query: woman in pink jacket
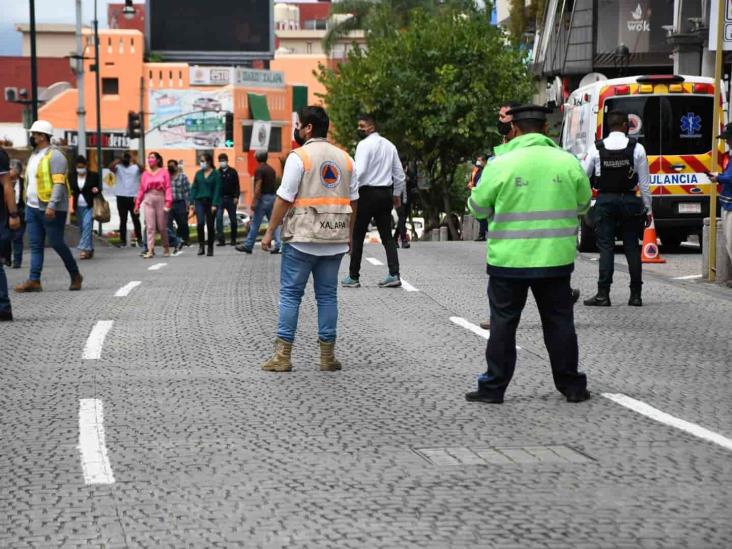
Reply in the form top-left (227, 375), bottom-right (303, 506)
top-left (134, 152), bottom-right (172, 258)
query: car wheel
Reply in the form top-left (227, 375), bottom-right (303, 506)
top-left (660, 232), bottom-right (683, 252)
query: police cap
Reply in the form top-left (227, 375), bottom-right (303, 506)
top-left (506, 104), bottom-right (552, 122)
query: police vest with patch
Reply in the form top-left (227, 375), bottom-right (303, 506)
top-left (595, 138), bottom-right (638, 193)
top-left (282, 138), bottom-right (353, 244)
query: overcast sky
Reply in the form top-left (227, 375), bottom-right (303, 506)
top-left (0, 0), bottom-right (145, 55)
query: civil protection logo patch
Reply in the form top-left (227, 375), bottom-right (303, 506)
top-left (320, 161), bottom-right (342, 189)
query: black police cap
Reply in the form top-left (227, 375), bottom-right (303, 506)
top-left (506, 104), bottom-right (553, 122)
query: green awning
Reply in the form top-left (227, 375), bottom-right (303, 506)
top-left (248, 93), bottom-right (271, 121)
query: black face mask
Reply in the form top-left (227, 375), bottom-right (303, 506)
top-left (294, 128), bottom-right (306, 146)
top-left (29, 135), bottom-right (37, 148)
top-left (497, 121), bottom-right (512, 136)
top-left (356, 129), bottom-right (368, 140)
top-left (168, 166), bottom-right (176, 174)
top-left (122, 159), bottom-right (130, 166)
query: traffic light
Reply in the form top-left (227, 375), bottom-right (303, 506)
top-left (224, 112), bottom-right (234, 148)
top-left (127, 111), bottom-right (142, 139)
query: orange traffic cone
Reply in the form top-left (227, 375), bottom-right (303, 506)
top-left (641, 217), bottom-right (666, 264)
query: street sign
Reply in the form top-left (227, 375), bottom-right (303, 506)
top-left (709, 0), bottom-right (732, 50)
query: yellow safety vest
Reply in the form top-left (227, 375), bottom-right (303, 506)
top-left (27, 148), bottom-right (70, 203)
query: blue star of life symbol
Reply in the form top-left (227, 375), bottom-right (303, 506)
top-left (680, 113), bottom-right (701, 136)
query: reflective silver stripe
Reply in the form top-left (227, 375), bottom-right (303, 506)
top-left (468, 196), bottom-right (494, 217)
top-left (489, 227), bottom-right (579, 239)
top-left (493, 209), bottom-right (578, 222)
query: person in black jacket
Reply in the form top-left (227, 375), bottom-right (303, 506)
top-left (69, 156), bottom-right (102, 259)
top-left (215, 152), bottom-right (240, 246)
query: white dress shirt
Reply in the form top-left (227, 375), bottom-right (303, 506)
top-left (277, 144), bottom-right (359, 256)
top-left (354, 132), bottom-right (405, 196)
top-left (582, 131), bottom-right (652, 211)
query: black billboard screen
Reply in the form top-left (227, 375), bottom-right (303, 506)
top-left (148, 0), bottom-right (272, 59)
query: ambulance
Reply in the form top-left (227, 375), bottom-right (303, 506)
top-left (561, 74), bottom-right (725, 251)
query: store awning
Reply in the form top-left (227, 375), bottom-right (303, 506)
top-left (248, 93), bottom-right (271, 121)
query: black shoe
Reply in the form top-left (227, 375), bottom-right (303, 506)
top-left (566, 390), bottom-right (591, 403)
top-left (402, 242), bottom-right (411, 249)
top-left (0, 309), bottom-right (12, 321)
top-left (235, 245), bottom-right (252, 254)
top-left (4, 258), bottom-right (11, 267)
top-left (474, 236), bottom-right (486, 242)
top-left (270, 248), bottom-right (281, 255)
top-left (207, 246), bottom-right (214, 257)
top-left (216, 240), bottom-right (226, 247)
top-left (197, 244), bottom-right (205, 256)
top-left (571, 288), bottom-right (580, 304)
top-left (230, 240), bottom-right (237, 247)
top-left (583, 291), bottom-right (611, 307)
top-left (628, 293), bottom-right (643, 307)
top-left (465, 391), bottom-right (503, 404)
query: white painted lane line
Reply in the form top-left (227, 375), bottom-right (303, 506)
top-left (449, 316), bottom-right (521, 349)
top-left (148, 262), bottom-right (168, 271)
top-left (603, 393), bottom-right (732, 452)
top-left (78, 399), bottom-right (115, 484)
top-left (400, 278), bottom-right (419, 292)
top-left (673, 274), bottom-right (703, 280)
top-left (366, 257), bottom-right (384, 266)
top-left (114, 281), bottom-right (142, 297)
top-left (82, 321), bottom-right (114, 360)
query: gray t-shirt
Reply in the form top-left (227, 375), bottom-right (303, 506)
top-left (115, 163), bottom-right (141, 197)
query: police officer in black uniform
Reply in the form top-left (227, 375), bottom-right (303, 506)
top-left (582, 110), bottom-right (652, 307)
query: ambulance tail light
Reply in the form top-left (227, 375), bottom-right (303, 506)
top-left (639, 84), bottom-right (654, 94)
top-left (693, 83), bottom-right (715, 94)
top-left (614, 85), bottom-right (630, 95)
top-left (669, 84), bottom-right (683, 92)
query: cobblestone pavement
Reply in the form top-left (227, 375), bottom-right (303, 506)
top-left (1, 240), bottom-right (731, 549)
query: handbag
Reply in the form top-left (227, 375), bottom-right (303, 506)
top-left (92, 193), bottom-right (111, 223)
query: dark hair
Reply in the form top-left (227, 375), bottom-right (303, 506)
top-left (255, 151), bottom-right (268, 163)
top-left (218, 153), bottom-right (229, 161)
top-left (122, 152), bottom-right (131, 160)
top-left (358, 113), bottom-right (376, 126)
top-left (148, 151), bottom-right (164, 168)
top-left (514, 118), bottom-right (546, 134)
top-left (200, 152), bottom-right (214, 167)
top-left (606, 110), bottom-right (629, 131)
top-left (167, 159), bottom-right (178, 166)
top-left (299, 106), bottom-right (329, 138)
top-left (75, 155), bottom-right (87, 165)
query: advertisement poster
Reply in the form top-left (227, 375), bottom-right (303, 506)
top-left (595, 0), bottom-right (673, 55)
top-left (146, 89), bottom-right (233, 149)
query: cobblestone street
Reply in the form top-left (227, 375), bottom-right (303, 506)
top-left (2, 241), bottom-right (731, 549)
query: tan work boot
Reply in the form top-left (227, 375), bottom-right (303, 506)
top-left (319, 339), bottom-right (342, 371)
top-left (261, 337), bottom-right (293, 372)
top-left (69, 273), bottom-right (83, 291)
top-left (15, 279), bottom-right (42, 293)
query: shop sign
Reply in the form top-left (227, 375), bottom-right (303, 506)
top-left (64, 131), bottom-right (130, 149)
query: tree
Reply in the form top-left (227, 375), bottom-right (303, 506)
top-left (318, 3), bottom-right (534, 238)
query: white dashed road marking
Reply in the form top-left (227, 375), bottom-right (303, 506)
top-left (400, 278), bottom-right (419, 292)
top-left (78, 399), bottom-right (115, 484)
top-left (366, 257), bottom-right (384, 266)
top-left (148, 262), bottom-right (168, 271)
top-left (603, 393), bottom-right (732, 452)
top-left (114, 281), bottom-right (142, 297)
top-left (673, 274), bottom-right (703, 280)
top-left (449, 316), bottom-right (521, 349)
top-left (82, 321), bottom-right (114, 360)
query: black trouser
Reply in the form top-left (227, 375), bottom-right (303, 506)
top-left (116, 196), bottom-right (141, 245)
top-left (477, 275), bottom-right (587, 399)
top-left (195, 199), bottom-right (215, 247)
top-left (594, 193), bottom-right (644, 291)
top-left (393, 203), bottom-right (409, 242)
top-left (216, 195), bottom-right (238, 243)
top-left (350, 186), bottom-right (399, 278)
top-left (168, 199), bottom-right (190, 245)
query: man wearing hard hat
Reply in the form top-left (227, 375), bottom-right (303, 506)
top-left (15, 120), bottom-right (82, 292)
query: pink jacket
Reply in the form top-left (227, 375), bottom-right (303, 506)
top-left (135, 169), bottom-right (172, 210)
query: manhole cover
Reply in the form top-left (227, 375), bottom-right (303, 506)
top-left (413, 445), bottom-right (594, 466)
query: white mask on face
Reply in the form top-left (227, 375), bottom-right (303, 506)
top-left (77, 168), bottom-right (87, 175)
top-left (219, 161), bottom-right (228, 169)
top-left (200, 161), bottom-right (208, 170)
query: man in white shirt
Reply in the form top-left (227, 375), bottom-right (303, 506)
top-left (342, 114), bottom-right (406, 288)
top-left (110, 152), bottom-right (143, 247)
top-left (581, 110), bottom-right (652, 307)
top-left (260, 106), bottom-right (359, 372)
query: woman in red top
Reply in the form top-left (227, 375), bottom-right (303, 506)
top-left (134, 152), bottom-right (172, 258)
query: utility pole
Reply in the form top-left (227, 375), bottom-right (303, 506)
top-left (93, 0), bottom-right (102, 174)
top-left (75, 0), bottom-right (86, 157)
top-left (29, 0), bottom-right (39, 122)
top-left (139, 76), bottom-right (145, 161)
top-left (709, 0), bottom-right (724, 281)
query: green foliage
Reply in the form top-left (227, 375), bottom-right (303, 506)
top-left (318, 2), bottom-right (533, 236)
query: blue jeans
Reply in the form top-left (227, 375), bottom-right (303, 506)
top-left (11, 222), bottom-right (25, 266)
top-left (77, 205), bottom-right (94, 252)
top-left (0, 237), bottom-right (9, 313)
top-left (244, 194), bottom-right (281, 250)
top-left (277, 245), bottom-right (345, 343)
top-left (26, 206), bottom-right (79, 282)
top-left (216, 195), bottom-right (238, 242)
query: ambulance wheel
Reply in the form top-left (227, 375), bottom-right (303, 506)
top-left (577, 215), bottom-right (597, 252)
top-left (660, 232), bottom-right (683, 252)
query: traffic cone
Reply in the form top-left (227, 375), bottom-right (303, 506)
top-left (641, 217), bottom-right (666, 264)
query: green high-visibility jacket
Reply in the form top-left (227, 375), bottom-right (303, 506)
top-left (468, 133), bottom-right (591, 278)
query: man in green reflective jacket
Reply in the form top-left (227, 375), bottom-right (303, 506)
top-left (465, 105), bottom-right (592, 404)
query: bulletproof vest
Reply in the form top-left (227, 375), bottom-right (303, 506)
top-left (595, 138), bottom-right (638, 192)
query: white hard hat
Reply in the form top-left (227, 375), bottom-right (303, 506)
top-left (29, 120), bottom-right (54, 136)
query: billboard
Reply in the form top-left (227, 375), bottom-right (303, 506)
top-left (146, 0), bottom-right (274, 62)
top-left (146, 89), bottom-right (233, 149)
top-left (596, 0), bottom-right (674, 55)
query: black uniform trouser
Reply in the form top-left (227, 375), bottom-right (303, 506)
top-left (594, 193), bottom-right (644, 291)
top-left (477, 275), bottom-right (586, 398)
top-left (393, 203), bottom-right (409, 242)
top-left (116, 196), bottom-right (142, 245)
top-left (349, 186), bottom-right (399, 278)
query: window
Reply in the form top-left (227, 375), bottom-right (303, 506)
top-left (242, 125), bottom-right (282, 152)
top-left (102, 78), bottom-right (119, 95)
